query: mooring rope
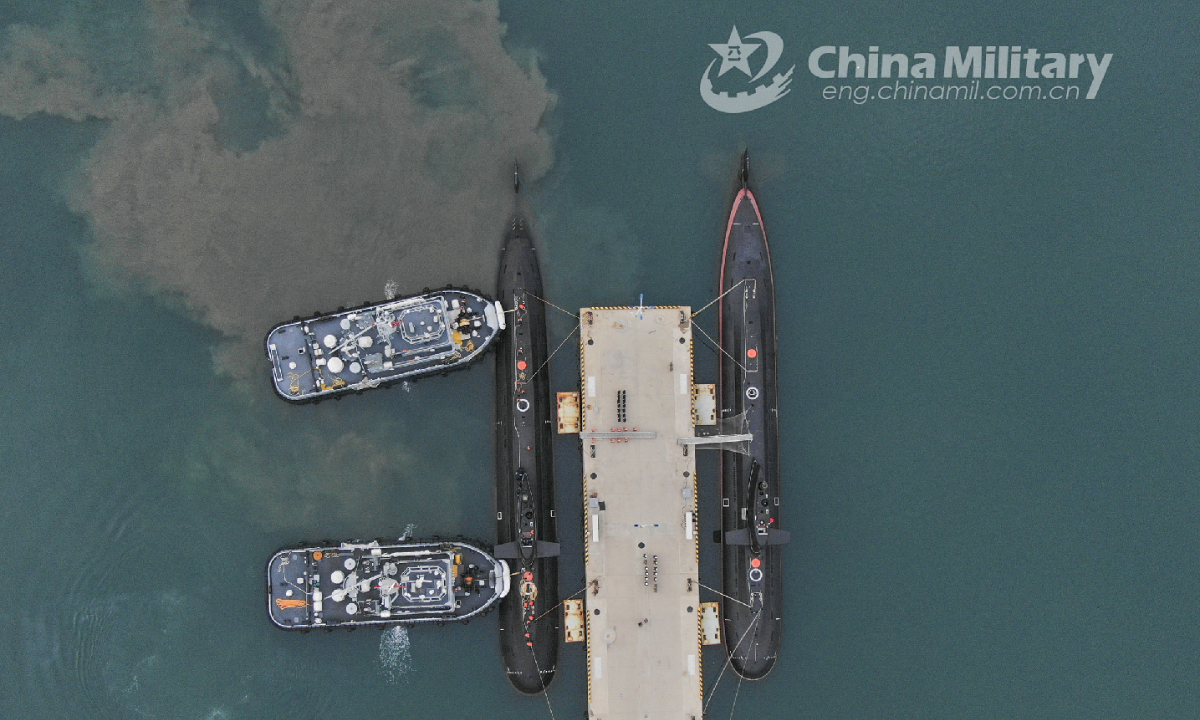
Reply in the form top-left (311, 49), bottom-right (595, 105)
top-left (704, 608), bottom-right (762, 714)
top-left (532, 583), bottom-right (589, 624)
top-left (692, 321), bottom-right (749, 374)
top-left (697, 581), bottom-right (752, 609)
top-left (691, 278), bottom-right (747, 318)
top-left (527, 323), bottom-right (580, 382)
top-left (528, 640), bottom-right (557, 720)
top-left (528, 292), bottom-right (580, 320)
top-left (728, 671), bottom-right (745, 720)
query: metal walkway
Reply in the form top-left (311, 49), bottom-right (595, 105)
top-left (579, 306), bottom-right (703, 720)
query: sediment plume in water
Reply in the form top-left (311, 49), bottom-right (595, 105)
top-left (0, 0), bottom-right (555, 377)
top-left (0, 0), bottom-right (550, 526)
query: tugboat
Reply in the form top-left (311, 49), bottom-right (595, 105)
top-left (493, 164), bottom-right (560, 694)
top-left (265, 289), bottom-right (505, 402)
top-left (719, 152), bottom-right (789, 679)
top-left (266, 539), bottom-right (509, 630)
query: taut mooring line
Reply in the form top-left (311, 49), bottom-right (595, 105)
top-left (692, 321), bottom-right (749, 374)
top-left (527, 323), bottom-right (580, 382)
top-left (704, 608), bottom-right (762, 713)
top-left (691, 278), bottom-right (747, 319)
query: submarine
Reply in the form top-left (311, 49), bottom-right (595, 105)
top-left (493, 164), bottom-right (560, 694)
top-left (719, 152), bottom-right (789, 679)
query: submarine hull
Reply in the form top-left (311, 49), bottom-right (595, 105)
top-left (719, 181), bottom-right (784, 680)
top-left (495, 212), bottom-right (560, 694)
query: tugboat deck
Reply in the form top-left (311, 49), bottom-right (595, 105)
top-left (266, 540), bottom-right (508, 630)
top-left (265, 290), bottom-right (503, 402)
top-left (580, 306), bottom-right (702, 720)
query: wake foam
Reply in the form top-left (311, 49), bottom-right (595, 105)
top-left (379, 625), bottom-right (412, 684)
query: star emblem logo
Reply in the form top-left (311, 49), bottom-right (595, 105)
top-left (699, 26), bottom-right (795, 114)
top-left (708, 26), bottom-right (760, 78)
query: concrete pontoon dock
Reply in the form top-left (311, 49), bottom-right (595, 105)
top-left (580, 306), bottom-right (702, 720)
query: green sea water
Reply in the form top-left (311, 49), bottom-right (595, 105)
top-left (1, 1), bottom-right (1198, 718)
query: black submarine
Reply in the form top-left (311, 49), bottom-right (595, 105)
top-left (719, 152), bottom-right (790, 680)
top-left (493, 164), bottom-right (560, 694)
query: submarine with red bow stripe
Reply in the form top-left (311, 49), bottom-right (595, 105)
top-left (493, 164), bottom-right (561, 694)
top-left (718, 152), bottom-right (790, 680)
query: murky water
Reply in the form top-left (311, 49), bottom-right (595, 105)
top-left (1, 1), bottom-right (1197, 718)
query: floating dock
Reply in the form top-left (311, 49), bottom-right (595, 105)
top-left (579, 306), bottom-right (702, 720)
